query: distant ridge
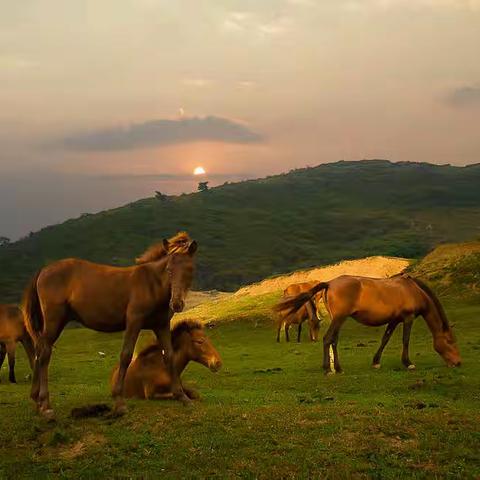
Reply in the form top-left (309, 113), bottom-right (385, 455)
top-left (411, 241), bottom-right (480, 300)
top-left (1, 159), bottom-right (480, 300)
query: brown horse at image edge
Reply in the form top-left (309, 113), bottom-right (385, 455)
top-left (0, 304), bottom-right (35, 383)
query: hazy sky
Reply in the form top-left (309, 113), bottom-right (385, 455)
top-left (1, 0), bottom-right (480, 239)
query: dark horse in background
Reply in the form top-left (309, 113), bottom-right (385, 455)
top-left (276, 274), bottom-right (461, 374)
top-left (23, 232), bottom-right (197, 420)
top-left (0, 304), bottom-right (35, 383)
top-left (276, 281), bottom-right (322, 342)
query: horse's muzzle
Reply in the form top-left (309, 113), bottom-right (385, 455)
top-left (170, 300), bottom-right (185, 313)
top-left (209, 358), bottom-right (222, 372)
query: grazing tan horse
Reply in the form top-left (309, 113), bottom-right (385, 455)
top-left (276, 282), bottom-right (322, 342)
top-left (111, 320), bottom-right (222, 400)
top-left (0, 304), bottom-right (35, 383)
top-left (276, 274), bottom-right (461, 374)
top-left (23, 232), bottom-right (197, 420)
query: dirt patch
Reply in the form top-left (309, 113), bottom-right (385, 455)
top-left (235, 256), bottom-right (410, 297)
top-left (59, 433), bottom-right (107, 460)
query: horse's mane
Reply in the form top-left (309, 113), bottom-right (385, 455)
top-left (136, 319), bottom-right (204, 358)
top-left (135, 231), bottom-right (191, 264)
top-left (410, 276), bottom-right (450, 331)
top-left (171, 319), bottom-right (203, 346)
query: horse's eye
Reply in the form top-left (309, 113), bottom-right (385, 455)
top-left (194, 339), bottom-right (204, 345)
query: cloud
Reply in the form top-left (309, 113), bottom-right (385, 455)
top-left (221, 11), bottom-right (291, 37)
top-left (0, 54), bottom-right (38, 71)
top-left (342, 0), bottom-right (480, 11)
top-left (60, 116), bottom-right (263, 151)
top-left (446, 85), bottom-right (480, 108)
top-left (182, 77), bottom-right (212, 87)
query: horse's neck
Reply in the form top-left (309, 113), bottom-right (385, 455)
top-left (172, 349), bottom-right (189, 375)
top-left (148, 257), bottom-right (170, 283)
top-left (422, 301), bottom-right (445, 338)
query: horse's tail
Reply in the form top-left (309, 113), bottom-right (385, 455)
top-left (274, 282), bottom-right (329, 316)
top-left (22, 271), bottom-right (43, 343)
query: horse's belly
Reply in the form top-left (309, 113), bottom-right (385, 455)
top-left (70, 305), bottom-right (126, 332)
top-left (353, 310), bottom-right (393, 326)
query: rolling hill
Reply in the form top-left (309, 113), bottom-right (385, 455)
top-left (1, 159), bottom-right (480, 301)
top-left (410, 241), bottom-right (480, 301)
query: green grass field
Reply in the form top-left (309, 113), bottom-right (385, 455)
top-left (1, 294), bottom-right (479, 479)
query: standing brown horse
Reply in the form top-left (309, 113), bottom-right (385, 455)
top-left (110, 319), bottom-right (222, 400)
top-left (276, 274), bottom-right (461, 374)
top-left (276, 282), bottom-right (322, 342)
top-left (0, 304), bottom-right (35, 383)
top-left (23, 232), bottom-right (197, 420)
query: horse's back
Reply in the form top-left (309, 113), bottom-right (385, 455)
top-left (327, 275), bottom-right (424, 321)
top-left (35, 258), bottom-right (138, 330)
top-left (284, 281), bottom-right (317, 297)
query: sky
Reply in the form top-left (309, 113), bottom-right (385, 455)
top-left (1, 0), bottom-right (480, 240)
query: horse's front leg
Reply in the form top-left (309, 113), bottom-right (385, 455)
top-left (21, 334), bottom-right (36, 371)
top-left (183, 386), bottom-right (201, 400)
top-left (6, 342), bottom-right (16, 383)
top-left (112, 320), bottom-right (141, 416)
top-left (401, 318), bottom-right (415, 369)
top-left (0, 343), bottom-right (6, 381)
top-left (154, 325), bottom-right (190, 405)
top-left (297, 322), bottom-right (302, 343)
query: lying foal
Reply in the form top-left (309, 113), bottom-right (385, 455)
top-left (111, 320), bottom-right (222, 400)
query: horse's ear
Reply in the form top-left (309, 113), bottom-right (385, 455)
top-left (188, 240), bottom-right (198, 255)
top-left (163, 238), bottom-right (170, 252)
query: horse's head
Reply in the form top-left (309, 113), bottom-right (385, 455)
top-left (434, 328), bottom-right (461, 367)
top-left (174, 321), bottom-right (222, 372)
top-left (165, 239), bottom-right (197, 313)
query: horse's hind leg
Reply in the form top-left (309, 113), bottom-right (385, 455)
top-left (372, 321), bottom-right (398, 369)
top-left (0, 343), bottom-right (6, 381)
top-left (6, 342), bottom-right (16, 383)
top-left (285, 324), bottom-right (290, 342)
top-left (401, 318), bottom-right (415, 369)
top-left (323, 318), bottom-right (345, 374)
top-left (297, 322), bottom-right (302, 343)
top-left (276, 320), bottom-right (282, 342)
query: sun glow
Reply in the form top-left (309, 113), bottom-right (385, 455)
top-left (193, 166), bottom-right (206, 175)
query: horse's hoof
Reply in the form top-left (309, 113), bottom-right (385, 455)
top-left (325, 370), bottom-right (335, 376)
top-left (407, 364), bottom-right (416, 370)
top-left (180, 395), bottom-right (193, 406)
top-left (41, 409), bottom-right (56, 422)
top-left (112, 404), bottom-right (128, 417)
top-left (372, 363), bottom-right (381, 369)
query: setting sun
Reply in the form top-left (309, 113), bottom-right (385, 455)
top-left (193, 166), bottom-right (206, 175)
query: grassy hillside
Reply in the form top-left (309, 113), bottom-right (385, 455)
top-left (1, 292), bottom-right (479, 478)
top-left (1, 159), bottom-right (480, 300)
top-left (411, 241), bottom-right (480, 301)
